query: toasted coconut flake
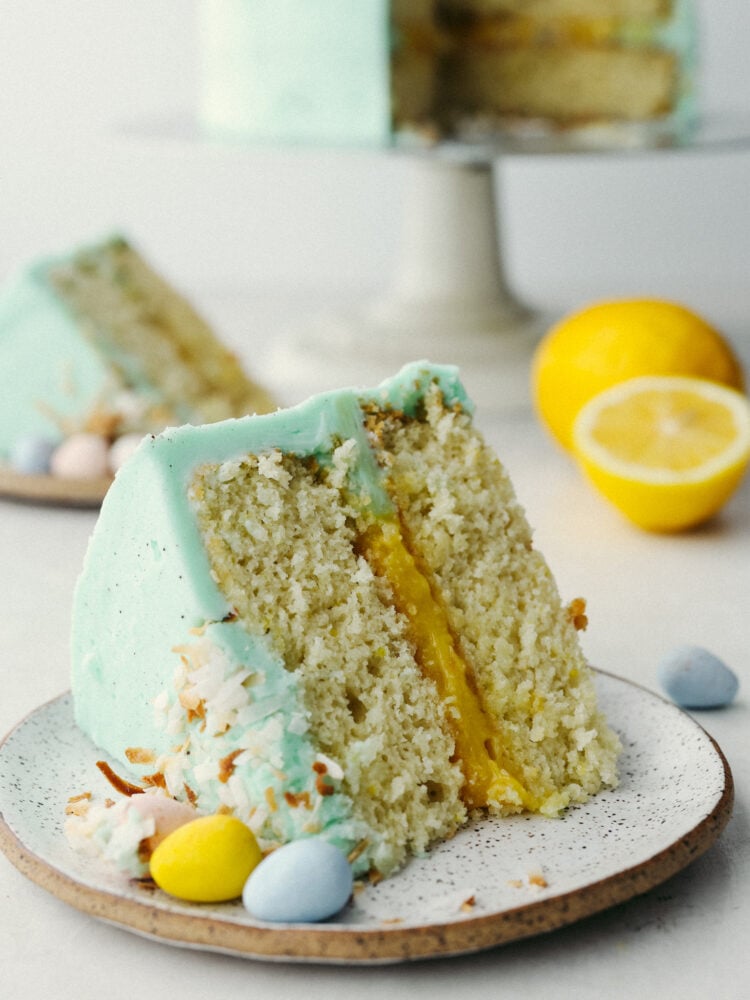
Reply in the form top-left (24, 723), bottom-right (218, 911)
top-left (142, 772), bottom-right (167, 790)
top-left (264, 787), bottom-right (278, 813)
top-left (347, 838), bottom-right (370, 864)
top-left (96, 760), bottom-right (144, 797)
top-left (283, 790), bottom-right (313, 810)
top-left (315, 775), bottom-right (334, 796)
top-left (67, 792), bottom-right (91, 804)
top-left (218, 749), bottom-right (243, 784)
top-left (65, 799), bottom-right (91, 817)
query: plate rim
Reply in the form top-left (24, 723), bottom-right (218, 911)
top-left (0, 466), bottom-right (110, 507)
top-left (0, 676), bottom-right (735, 964)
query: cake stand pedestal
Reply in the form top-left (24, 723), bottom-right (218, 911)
top-left (266, 154), bottom-right (547, 411)
top-left (263, 113), bottom-right (750, 412)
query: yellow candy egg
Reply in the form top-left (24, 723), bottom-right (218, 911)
top-left (149, 814), bottom-right (262, 902)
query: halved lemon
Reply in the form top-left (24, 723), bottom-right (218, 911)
top-left (572, 376), bottom-right (750, 532)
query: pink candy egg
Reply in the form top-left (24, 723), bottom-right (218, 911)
top-left (50, 433), bottom-right (109, 479)
top-left (127, 794), bottom-right (198, 855)
top-left (108, 433), bottom-right (144, 474)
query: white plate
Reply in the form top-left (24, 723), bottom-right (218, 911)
top-left (0, 673), bottom-right (733, 964)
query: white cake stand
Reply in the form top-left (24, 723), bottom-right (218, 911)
top-left (268, 151), bottom-right (544, 411)
top-left (122, 113), bottom-right (750, 413)
top-left (263, 113), bottom-right (750, 411)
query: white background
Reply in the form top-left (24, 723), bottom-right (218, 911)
top-left (1, 7), bottom-right (750, 999)
top-left (0, 0), bottom-right (749, 329)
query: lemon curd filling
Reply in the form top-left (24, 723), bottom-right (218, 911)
top-left (357, 514), bottom-right (534, 812)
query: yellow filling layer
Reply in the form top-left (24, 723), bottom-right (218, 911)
top-left (462, 16), bottom-right (629, 49)
top-left (358, 516), bottom-right (535, 811)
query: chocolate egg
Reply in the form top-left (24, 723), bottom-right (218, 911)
top-left (242, 838), bottom-right (353, 923)
top-left (150, 814), bottom-right (262, 902)
top-left (658, 645), bottom-right (739, 709)
top-left (8, 435), bottom-right (56, 474)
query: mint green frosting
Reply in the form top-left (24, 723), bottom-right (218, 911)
top-left (0, 234), bottom-right (195, 463)
top-left (197, 0), bottom-right (392, 145)
top-left (71, 361), bottom-right (469, 873)
top-left (0, 259), bottom-right (113, 459)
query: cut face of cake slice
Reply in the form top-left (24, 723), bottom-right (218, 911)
top-left (0, 234), bottom-right (275, 467)
top-left (71, 362), bottom-right (620, 878)
top-left (437, 0), bottom-right (697, 133)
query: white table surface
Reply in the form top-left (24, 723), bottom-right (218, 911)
top-left (1, 298), bottom-right (748, 1000)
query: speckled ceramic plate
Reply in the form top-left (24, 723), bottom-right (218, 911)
top-left (0, 672), bottom-right (733, 965)
top-left (0, 466), bottom-right (110, 507)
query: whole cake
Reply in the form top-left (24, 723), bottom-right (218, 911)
top-left (69, 361), bottom-right (620, 880)
top-left (0, 234), bottom-right (274, 475)
top-left (196, 0), bottom-right (697, 145)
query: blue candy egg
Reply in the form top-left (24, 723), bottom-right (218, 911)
top-left (8, 435), bottom-right (57, 475)
top-left (242, 838), bottom-right (353, 923)
top-left (658, 645), bottom-right (739, 709)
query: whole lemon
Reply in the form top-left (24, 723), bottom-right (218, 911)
top-left (531, 299), bottom-right (744, 451)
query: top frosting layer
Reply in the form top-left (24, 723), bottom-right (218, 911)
top-left (109, 359), bottom-right (470, 492)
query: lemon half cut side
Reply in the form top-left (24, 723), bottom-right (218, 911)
top-left (572, 376), bottom-right (750, 532)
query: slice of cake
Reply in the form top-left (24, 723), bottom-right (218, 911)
top-left (70, 361), bottom-right (620, 879)
top-left (0, 234), bottom-right (275, 472)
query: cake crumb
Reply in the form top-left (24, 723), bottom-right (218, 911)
top-left (567, 597), bottom-right (588, 631)
top-left (528, 872), bottom-right (549, 889)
